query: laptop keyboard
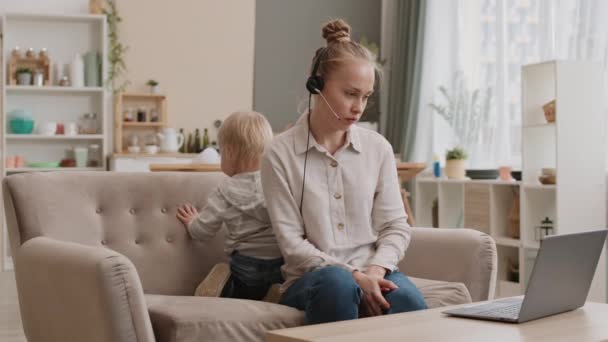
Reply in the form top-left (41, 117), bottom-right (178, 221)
top-left (477, 303), bottom-right (522, 318)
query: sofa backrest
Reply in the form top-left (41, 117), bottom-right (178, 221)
top-left (3, 171), bottom-right (228, 296)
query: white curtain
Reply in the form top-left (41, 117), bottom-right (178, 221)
top-left (413, 0), bottom-right (608, 170)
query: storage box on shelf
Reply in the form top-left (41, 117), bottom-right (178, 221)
top-left (416, 61), bottom-right (606, 301)
top-left (1, 13), bottom-right (108, 271)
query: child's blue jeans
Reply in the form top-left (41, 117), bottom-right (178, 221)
top-left (221, 251), bottom-right (284, 300)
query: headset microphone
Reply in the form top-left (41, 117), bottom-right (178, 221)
top-left (314, 88), bottom-right (342, 120)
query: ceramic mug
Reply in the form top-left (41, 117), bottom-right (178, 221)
top-left (65, 122), bottom-right (78, 136)
top-left (74, 147), bottom-right (88, 167)
top-left (145, 145), bottom-right (159, 154)
top-left (499, 166), bottom-right (513, 181)
top-left (39, 122), bottom-right (56, 136)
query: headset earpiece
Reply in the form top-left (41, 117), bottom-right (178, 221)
top-left (306, 47), bottom-right (328, 95)
top-left (306, 76), bottom-right (324, 94)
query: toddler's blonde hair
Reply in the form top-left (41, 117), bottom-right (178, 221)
top-left (217, 111), bottom-right (273, 166)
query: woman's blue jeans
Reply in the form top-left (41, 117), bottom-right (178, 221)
top-left (279, 265), bottom-right (427, 325)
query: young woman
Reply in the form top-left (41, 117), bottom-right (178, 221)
top-left (261, 19), bottom-right (427, 325)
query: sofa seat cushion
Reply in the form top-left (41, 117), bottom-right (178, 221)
top-left (146, 294), bottom-right (304, 342)
top-left (411, 277), bottom-right (473, 308)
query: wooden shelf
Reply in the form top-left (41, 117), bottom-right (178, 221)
top-left (113, 153), bottom-right (198, 158)
top-left (523, 123), bottom-right (555, 129)
top-left (6, 167), bottom-right (105, 173)
top-left (6, 85), bottom-right (104, 94)
top-left (121, 122), bottom-right (165, 127)
top-left (525, 241), bottom-right (541, 250)
top-left (417, 177), bottom-right (520, 185)
top-left (495, 236), bottom-right (521, 248)
top-left (6, 134), bottom-right (104, 140)
top-left (522, 183), bottom-right (556, 190)
top-left (121, 92), bottom-right (166, 99)
top-left (114, 92), bottom-right (168, 153)
top-left (0, 12), bottom-right (110, 275)
top-left (149, 163), bottom-right (221, 172)
top-left (4, 12), bottom-right (106, 23)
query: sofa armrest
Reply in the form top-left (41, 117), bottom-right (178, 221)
top-left (399, 228), bottom-right (497, 302)
top-left (15, 237), bottom-right (156, 342)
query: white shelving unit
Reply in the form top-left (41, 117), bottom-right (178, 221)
top-left (416, 61), bottom-right (607, 302)
top-left (0, 13), bottom-right (108, 271)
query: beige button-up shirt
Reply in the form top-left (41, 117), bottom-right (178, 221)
top-left (261, 113), bottom-right (410, 290)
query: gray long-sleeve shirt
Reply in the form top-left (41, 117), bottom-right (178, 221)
top-left (187, 171), bottom-right (282, 259)
top-left (261, 113), bottom-right (411, 291)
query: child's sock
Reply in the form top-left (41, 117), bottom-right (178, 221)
top-left (262, 283), bottom-right (282, 303)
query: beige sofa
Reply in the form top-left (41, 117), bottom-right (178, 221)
top-left (3, 172), bottom-right (497, 342)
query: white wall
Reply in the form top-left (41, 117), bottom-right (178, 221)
top-left (117, 1), bottom-right (255, 141)
top-left (0, 0), bottom-right (87, 14)
top-left (1, 0), bottom-right (256, 142)
top-left (253, 0), bottom-right (381, 131)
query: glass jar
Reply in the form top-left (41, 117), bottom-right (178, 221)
top-left (149, 108), bottom-right (159, 122)
top-left (79, 113), bottom-right (98, 134)
top-left (129, 134), bottom-right (139, 147)
top-left (87, 144), bottom-right (101, 167)
top-left (123, 108), bottom-right (134, 122)
top-left (136, 107), bottom-right (147, 122)
top-left (144, 133), bottom-right (158, 146)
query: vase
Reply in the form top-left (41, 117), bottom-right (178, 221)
top-left (445, 159), bottom-right (466, 179)
top-left (84, 51), bottom-right (101, 87)
top-left (89, 0), bottom-right (104, 14)
top-left (17, 73), bottom-right (32, 85)
top-left (70, 53), bottom-right (85, 88)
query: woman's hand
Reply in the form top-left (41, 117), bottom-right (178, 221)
top-left (353, 268), bottom-right (398, 317)
top-left (177, 203), bottom-right (199, 228)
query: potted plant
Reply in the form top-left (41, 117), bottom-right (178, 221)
top-left (147, 79), bottom-right (160, 93)
top-left (16, 67), bottom-right (33, 85)
top-left (445, 147), bottom-right (467, 179)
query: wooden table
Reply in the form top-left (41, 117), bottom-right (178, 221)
top-left (149, 163), bottom-right (221, 172)
top-left (149, 162), bottom-right (425, 176)
top-left (267, 302), bottom-right (608, 342)
top-left (149, 162), bottom-right (426, 226)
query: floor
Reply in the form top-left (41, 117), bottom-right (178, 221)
top-left (0, 272), bottom-right (26, 342)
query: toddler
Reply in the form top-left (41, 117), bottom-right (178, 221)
top-left (177, 111), bottom-right (283, 300)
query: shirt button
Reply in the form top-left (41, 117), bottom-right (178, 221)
top-left (334, 193), bottom-right (342, 199)
top-left (330, 161), bottom-right (338, 167)
top-left (337, 223), bottom-right (345, 230)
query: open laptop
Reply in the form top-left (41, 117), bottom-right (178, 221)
top-left (443, 229), bottom-right (608, 323)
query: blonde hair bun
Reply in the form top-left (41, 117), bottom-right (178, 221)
top-left (322, 19), bottom-right (351, 44)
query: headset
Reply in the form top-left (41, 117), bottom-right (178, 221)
top-left (306, 47), bottom-right (328, 95)
top-left (299, 47), bottom-right (329, 215)
top-left (299, 47), bottom-right (345, 215)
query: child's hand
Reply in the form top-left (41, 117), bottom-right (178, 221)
top-left (177, 203), bottom-right (199, 227)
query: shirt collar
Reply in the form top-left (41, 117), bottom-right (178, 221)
top-left (293, 112), bottom-right (362, 155)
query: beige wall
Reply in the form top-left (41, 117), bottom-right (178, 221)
top-left (117, 0), bottom-right (255, 141)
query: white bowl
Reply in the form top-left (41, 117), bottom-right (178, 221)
top-left (145, 145), bottom-right (159, 154)
top-left (193, 147), bottom-right (221, 164)
top-left (127, 146), bottom-right (140, 153)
